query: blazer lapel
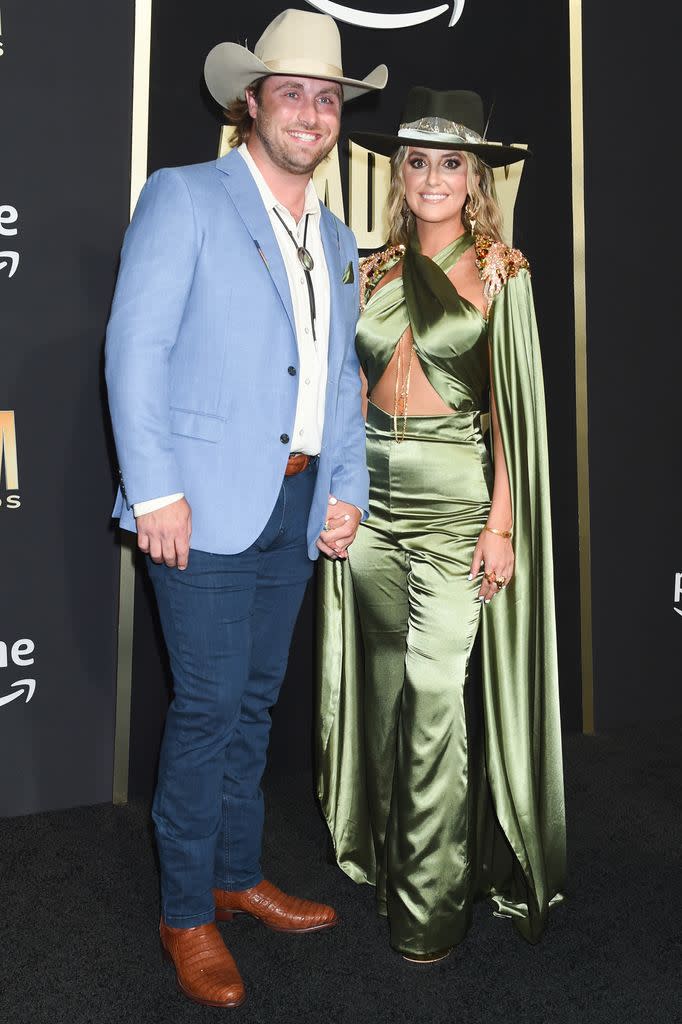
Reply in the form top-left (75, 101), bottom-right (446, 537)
top-left (319, 206), bottom-right (345, 380)
top-left (215, 151), bottom-right (295, 334)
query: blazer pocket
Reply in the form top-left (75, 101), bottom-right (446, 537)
top-left (170, 408), bottom-right (224, 443)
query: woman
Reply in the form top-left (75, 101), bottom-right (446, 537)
top-left (316, 88), bottom-right (566, 962)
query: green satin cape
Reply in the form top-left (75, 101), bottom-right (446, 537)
top-left (315, 241), bottom-right (566, 943)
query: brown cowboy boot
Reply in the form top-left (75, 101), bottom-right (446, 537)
top-left (159, 920), bottom-right (246, 1008)
top-left (214, 880), bottom-right (338, 933)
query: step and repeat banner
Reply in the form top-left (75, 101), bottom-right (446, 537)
top-left (3, 1), bottom-right (676, 816)
top-left (127, 0), bottom-right (582, 796)
top-left (0, 1), bottom-right (134, 815)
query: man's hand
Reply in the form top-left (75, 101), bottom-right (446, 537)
top-left (136, 497), bottom-right (192, 569)
top-left (316, 496), bottom-right (362, 560)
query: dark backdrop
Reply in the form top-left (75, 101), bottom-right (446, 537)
top-left (581, 3), bottom-right (682, 728)
top-left (2, 2), bottom-right (678, 817)
top-left (0, 0), bottom-right (134, 815)
top-left (127, 0), bottom-right (580, 798)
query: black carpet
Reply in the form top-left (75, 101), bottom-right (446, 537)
top-left (2, 719), bottom-right (681, 1024)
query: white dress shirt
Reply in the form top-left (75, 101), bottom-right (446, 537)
top-left (133, 143), bottom-right (331, 518)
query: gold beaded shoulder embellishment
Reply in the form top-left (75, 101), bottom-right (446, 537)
top-left (359, 244), bottom-right (405, 311)
top-left (474, 234), bottom-right (530, 306)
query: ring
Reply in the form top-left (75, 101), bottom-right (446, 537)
top-left (495, 576), bottom-right (506, 589)
top-left (323, 520), bottom-right (330, 532)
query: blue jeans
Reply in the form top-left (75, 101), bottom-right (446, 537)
top-left (147, 463), bottom-right (316, 927)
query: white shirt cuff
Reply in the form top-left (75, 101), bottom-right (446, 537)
top-left (133, 493), bottom-right (184, 518)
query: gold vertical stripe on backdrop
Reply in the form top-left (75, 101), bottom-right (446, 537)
top-left (569, 0), bottom-right (595, 734)
top-left (112, 0), bottom-right (153, 804)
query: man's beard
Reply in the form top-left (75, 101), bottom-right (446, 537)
top-left (254, 110), bottom-right (335, 175)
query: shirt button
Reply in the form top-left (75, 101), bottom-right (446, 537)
top-left (300, 277), bottom-right (305, 285)
top-left (305, 378), bottom-right (311, 385)
top-left (288, 366), bottom-right (296, 376)
top-left (280, 433), bottom-right (289, 444)
top-left (299, 429), bottom-right (304, 436)
top-left (304, 327), bottom-right (310, 334)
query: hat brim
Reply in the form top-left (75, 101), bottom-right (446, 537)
top-left (349, 131), bottom-right (530, 167)
top-left (204, 42), bottom-right (388, 107)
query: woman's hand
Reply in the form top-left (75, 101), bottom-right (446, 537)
top-left (316, 496), bottom-right (362, 559)
top-left (468, 530), bottom-right (515, 603)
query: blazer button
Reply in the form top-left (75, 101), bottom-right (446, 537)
top-left (288, 366), bottom-right (297, 376)
top-left (280, 433), bottom-right (290, 444)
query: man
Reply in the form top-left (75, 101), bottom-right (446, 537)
top-left (105, 8), bottom-right (387, 1009)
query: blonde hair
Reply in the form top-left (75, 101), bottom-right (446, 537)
top-left (223, 78), bottom-right (266, 148)
top-left (386, 146), bottom-right (504, 246)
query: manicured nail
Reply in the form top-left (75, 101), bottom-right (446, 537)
top-left (485, 598), bottom-right (491, 604)
top-left (343, 514), bottom-right (350, 521)
top-left (329, 496), bottom-right (338, 505)
top-left (467, 573), bottom-right (473, 581)
top-left (479, 595), bottom-right (485, 602)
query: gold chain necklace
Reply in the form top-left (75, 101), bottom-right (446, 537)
top-left (393, 330), bottom-right (414, 443)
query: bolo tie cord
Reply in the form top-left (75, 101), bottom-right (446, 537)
top-left (272, 208), bottom-right (317, 343)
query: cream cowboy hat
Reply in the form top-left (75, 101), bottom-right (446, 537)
top-left (204, 8), bottom-right (388, 106)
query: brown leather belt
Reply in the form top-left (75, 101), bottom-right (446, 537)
top-left (285, 452), bottom-right (313, 477)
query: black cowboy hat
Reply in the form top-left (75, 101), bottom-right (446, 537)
top-left (350, 86), bottom-right (529, 167)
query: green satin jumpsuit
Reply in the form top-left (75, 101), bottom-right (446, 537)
top-left (316, 233), bottom-right (566, 958)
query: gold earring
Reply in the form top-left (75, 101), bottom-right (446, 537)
top-left (465, 199), bottom-right (479, 234)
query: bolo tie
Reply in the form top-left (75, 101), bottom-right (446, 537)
top-left (273, 208), bottom-right (317, 344)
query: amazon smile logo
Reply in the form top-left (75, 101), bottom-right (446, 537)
top-left (305, 0), bottom-right (466, 29)
top-left (0, 678), bottom-right (35, 708)
top-left (0, 638), bottom-right (36, 711)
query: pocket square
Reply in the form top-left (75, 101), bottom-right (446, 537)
top-left (342, 261), bottom-right (354, 285)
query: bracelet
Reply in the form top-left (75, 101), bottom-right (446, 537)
top-left (484, 526), bottom-right (512, 539)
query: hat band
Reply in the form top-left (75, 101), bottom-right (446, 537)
top-left (398, 116), bottom-right (484, 145)
top-left (260, 56), bottom-right (345, 80)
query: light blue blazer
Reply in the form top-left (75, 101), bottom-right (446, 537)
top-left (105, 149), bottom-right (368, 559)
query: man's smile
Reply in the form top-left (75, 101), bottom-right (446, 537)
top-left (287, 129), bottom-right (323, 144)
